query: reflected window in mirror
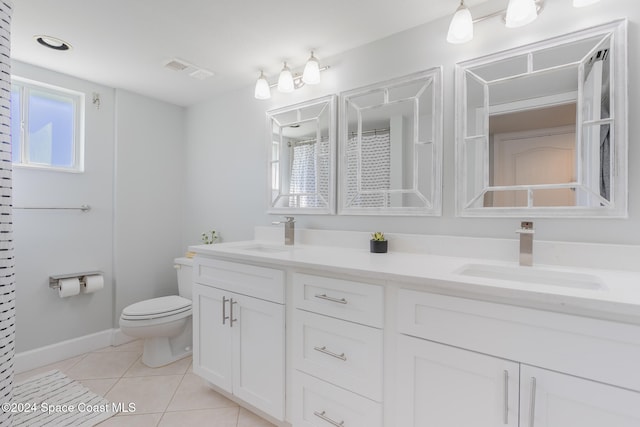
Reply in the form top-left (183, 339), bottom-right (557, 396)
top-left (455, 19), bottom-right (627, 217)
top-left (339, 68), bottom-right (443, 216)
top-left (266, 95), bottom-right (336, 214)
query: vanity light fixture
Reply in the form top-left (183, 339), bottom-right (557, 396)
top-left (573, 0), bottom-right (600, 7)
top-left (277, 62), bottom-right (295, 93)
top-left (447, 0), bottom-right (602, 44)
top-left (505, 0), bottom-right (538, 28)
top-left (254, 52), bottom-right (329, 100)
top-left (254, 70), bottom-right (271, 100)
top-left (302, 52), bottom-right (321, 85)
top-left (447, 1), bottom-right (474, 44)
top-left (447, 0), bottom-right (544, 44)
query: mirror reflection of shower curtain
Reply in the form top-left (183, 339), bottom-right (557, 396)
top-left (584, 49), bottom-right (611, 202)
top-left (599, 54), bottom-right (610, 201)
top-left (289, 142), bottom-right (316, 207)
top-left (289, 138), bottom-right (331, 208)
top-left (346, 132), bottom-right (391, 207)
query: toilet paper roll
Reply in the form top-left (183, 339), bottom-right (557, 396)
top-left (58, 277), bottom-right (80, 298)
top-left (82, 274), bottom-right (104, 294)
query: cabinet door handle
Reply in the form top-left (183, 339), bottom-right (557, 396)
top-left (528, 377), bottom-right (537, 427)
top-left (313, 410), bottom-right (344, 426)
top-left (314, 293), bottom-right (347, 304)
top-left (503, 370), bottom-right (509, 425)
top-left (314, 346), bottom-right (347, 361)
top-left (229, 298), bottom-right (238, 328)
top-left (222, 296), bottom-right (229, 325)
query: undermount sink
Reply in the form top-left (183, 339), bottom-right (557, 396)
top-left (235, 243), bottom-right (292, 254)
top-left (456, 264), bottom-right (604, 290)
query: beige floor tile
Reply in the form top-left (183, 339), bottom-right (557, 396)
top-left (124, 355), bottom-right (192, 378)
top-left (97, 412), bottom-right (163, 426)
top-left (79, 377), bottom-right (119, 396)
top-left (166, 373), bottom-right (238, 412)
top-left (66, 351), bottom-right (140, 380)
top-left (159, 408), bottom-right (239, 427)
top-left (97, 340), bottom-right (144, 353)
top-left (237, 407), bottom-right (277, 427)
top-left (14, 354), bottom-right (86, 383)
top-left (105, 375), bottom-right (183, 414)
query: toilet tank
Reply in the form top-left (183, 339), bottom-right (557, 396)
top-left (174, 257), bottom-right (194, 300)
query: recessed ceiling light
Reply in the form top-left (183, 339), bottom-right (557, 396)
top-left (34, 35), bottom-right (71, 51)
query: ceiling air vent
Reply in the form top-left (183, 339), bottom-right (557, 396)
top-left (164, 58), bottom-right (191, 72)
top-left (164, 58), bottom-right (214, 80)
top-left (189, 69), bottom-right (215, 80)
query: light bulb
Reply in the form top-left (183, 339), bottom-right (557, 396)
top-left (573, 0), bottom-right (600, 7)
top-left (254, 71), bottom-right (271, 100)
top-left (277, 62), bottom-right (294, 93)
top-left (505, 0), bottom-right (538, 28)
top-left (447, 1), bottom-right (473, 44)
top-left (302, 52), bottom-right (321, 85)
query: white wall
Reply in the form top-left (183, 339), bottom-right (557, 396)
top-left (12, 64), bottom-right (186, 353)
top-left (114, 90), bottom-right (186, 318)
top-left (12, 62), bottom-right (115, 352)
top-left (184, 0), bottom-right (639, 246)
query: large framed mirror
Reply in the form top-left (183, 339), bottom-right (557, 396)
top-left (455, 19), bottom-right (627, 217)
top-left (266, 95), bottom-right (336, 214)
top-left (339, 68), bottom-right (443, 215)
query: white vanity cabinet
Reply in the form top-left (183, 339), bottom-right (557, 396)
top-left (192, 257), bottom-right (285, 421)
top-left (396, 289), bottom-right (640, 427)
top-left (397, 335), bottom-right (520, 427)
top-left (292, 273), bottom-right (384, 427)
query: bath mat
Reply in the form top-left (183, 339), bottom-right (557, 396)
top-left (12, 370), bottom-right (116, 426)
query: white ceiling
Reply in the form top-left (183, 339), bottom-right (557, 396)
top-left (11, 0), bottom-right (490, 107)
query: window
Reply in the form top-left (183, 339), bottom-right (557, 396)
top-left (11, 77), bottom-right (84, 172)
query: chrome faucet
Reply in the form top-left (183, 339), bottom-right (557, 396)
top-left (272, 216), bottom-right (295, 245)
top-left (516, 221), bottom-right (534, 266)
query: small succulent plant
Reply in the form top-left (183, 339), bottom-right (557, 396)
top-left (201, 230), bottom-right (219, 245)
top-left (371, 231), bottom-right (386, 241)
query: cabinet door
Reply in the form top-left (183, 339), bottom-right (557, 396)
top-left (192, 284), bottom-right (233, 393)
top-left (520, 365), bottom-right (640, 427)
top-left (396, 335), bottom-right (519, 427)
top-left (231, 293), bottom-right (285, 421)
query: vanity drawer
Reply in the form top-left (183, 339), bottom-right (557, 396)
top-left (294, 309), bottom-right (383, 401)
top-left (397, 289), bottom-right (640, 393)
top-left (292, 371), bottom-right (382, 427)
top-left (293, 272), bottom-right (383, 327)
top-left (193, 257), bottom-right (284, 304)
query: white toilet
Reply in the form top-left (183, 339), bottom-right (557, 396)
top-left (119, 257), bottom-right (193, 368)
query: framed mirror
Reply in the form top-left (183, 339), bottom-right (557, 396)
top-left (266, 95), bottom-right (336, 214)
top-left (338, 68), bottom-right (443, 215)
top-left (455, 19), bottom-right (627, 217)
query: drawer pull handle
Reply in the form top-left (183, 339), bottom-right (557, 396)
top-left (529, 377), bottom-right (537, 427)
top-left (222, 296), bottom-right (229, 325)
top-left (314, 294), bottom-right (347, 304)
top-left (503, 370), bottom-right (509, 425)
top-left (313, 410), bottom-right (344, 426)
top-left (314, 346), bottom-right (347, 361)
top-left (229, 298), bottom-right (238, 328)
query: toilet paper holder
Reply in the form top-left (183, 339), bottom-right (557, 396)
top-left (49, 271), bottom-right (104, 290)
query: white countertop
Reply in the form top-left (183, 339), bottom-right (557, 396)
top-left (189, 240), bottom-right (640, 325)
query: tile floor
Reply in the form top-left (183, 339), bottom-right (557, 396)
top-left (15, 340), bottom-right (276, 427)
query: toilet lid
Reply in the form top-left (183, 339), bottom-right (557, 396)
top-left (122, 295), bottom-right (191, 318)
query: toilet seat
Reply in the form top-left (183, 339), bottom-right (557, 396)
top-left (121, 295), bottom-right (191, 321)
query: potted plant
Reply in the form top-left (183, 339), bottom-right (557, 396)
top-left (201, 230), bottom-right (219, 245)
top-left (370, 232), bottom-right (388, 253)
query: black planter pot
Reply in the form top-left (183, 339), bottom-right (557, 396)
top-left (370, 240), bottom-right (388, 253)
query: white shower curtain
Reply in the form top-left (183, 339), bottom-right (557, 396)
top-left (0, 2), bottom-right (15, 426)
top-left (288, 138), bottom-right (330, 208)
top-left (346, 132), bottom-right (391, 207)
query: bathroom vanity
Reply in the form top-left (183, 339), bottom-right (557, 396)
top-left (190, 229), bottom-right (640, 427)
